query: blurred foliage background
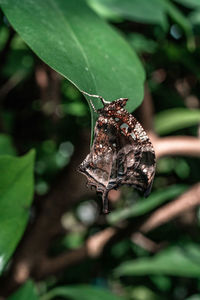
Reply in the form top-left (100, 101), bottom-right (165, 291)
top-left (0, 0), bottom-right (200, 299)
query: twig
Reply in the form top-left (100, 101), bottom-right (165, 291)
top-left (139, 85), bottom-right (200, 159)
top-left (34, 246), bottom-right (88, 279)
top-left (35, 63), bottom-right (61, 121)
top-left (138, 83), bottom-right (155, 132)
top-left (131, 232), bottom-right (165, 253)
top-left (0, 71), bottom-right (26, 99)
top-left (152, 135), bottom-right (200, 158)
top-left (140, 182), bottom-right (200, 232)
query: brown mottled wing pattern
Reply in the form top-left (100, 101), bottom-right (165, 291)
top-left (116, 116), bottom-right (156, 197)
top-left (78, 116), bottom-right (117, 213)
top-left (78, 98), bottom-right (156, 213)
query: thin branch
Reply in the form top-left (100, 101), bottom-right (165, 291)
top-left (131, 232), bottom-right (166, 253)
top-left (139, 84), bottom-right (200, 159)
top-left (138, 83), bottom-right (155, 132)
top-left (35, 63), bottom-right (61, 122)
top-left (140, 182), bottom-right (200, 233)
top-left (152, 135), bottom-right (200, 158)
top-left (34, 246), bottom-right (88, 279)
top-left (0, 71), bottom-right (26, 99)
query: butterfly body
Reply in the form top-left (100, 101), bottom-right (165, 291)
top-left (78, 96), bottom-right (156, 214)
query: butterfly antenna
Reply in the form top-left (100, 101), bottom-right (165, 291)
top-left (89, 99), bottom-right (97, 113)
top-left (81, 90), bottom-right (110, 106)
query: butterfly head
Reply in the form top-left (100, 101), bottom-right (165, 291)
top-left (115, 98), bottom-right (128, 110)
top-left (98, 98), bottom-right (128, 115)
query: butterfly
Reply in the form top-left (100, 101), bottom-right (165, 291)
top-left (78, 91), bottom-right (156, 214)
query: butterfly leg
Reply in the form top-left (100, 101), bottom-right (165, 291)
top-left (81, 90), bottom-right (110, 106)
top-left (102, 190), bottom-right (110, 214)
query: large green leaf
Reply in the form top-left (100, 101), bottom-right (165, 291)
top-left (0, 0), bottom-right (145, 116)
top-left (115, 244), bottom-right (200, 278)
top-left (42, 285), bottom-right (125, 300)
top-left (108, 185), bottom-right (187, 224)
top-left (8, 281), bottom-right (38, 300)
top-left (154, 108), bottom-right (200, 135)
top-left (0, 150), bottom-right (35, 273)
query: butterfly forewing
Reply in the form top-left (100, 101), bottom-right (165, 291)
top-left (78, 121), bottom-right (115, 193)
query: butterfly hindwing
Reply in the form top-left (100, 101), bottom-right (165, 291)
top-left (117, 118), bottom-right (156, 196)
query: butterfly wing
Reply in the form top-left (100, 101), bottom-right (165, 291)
top-left (78, 117), bottom-right (118, 213)
top-left (78, 100), bottom-right (156, 213)
top-left (115, 118), bottom-right (156, 197)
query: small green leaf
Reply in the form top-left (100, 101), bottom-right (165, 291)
top-left (174, 0), bottom-right (200, 9)
top-left (163, 0), bottom-right (195, 50)
top-left (115, 244), bottom-right (200, 278)
top-left (130, 286), bottom-right (160, 300)
top-left (108, 185), bottom-right (187, 224)
top-left (42, 285), bottom-right (125, 300)
top-left (186, 296), bottom-right (200, 300)
top-left (8, 280), bottom-right (38, 300)
top-left (0, 134), bottom-right (16, 156)
top-left (0, 150), bottom-right (35, 273)
top-left (88, 0), bottom-right (168, 30)
top-left (0, 0), bottom-right (145, 116)
top-left (154, 108), bottom-right (200, 135)
top-left (128, 33), bottom-right (157, 54)
top-left (189, 9), bottom-right (200, 26)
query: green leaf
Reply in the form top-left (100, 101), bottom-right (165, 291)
top-left (186, 296), bottom-right (200, 300)
top-left (88, 0), bottom-right (168, 30)
top-left (189, 9), bottom-right (200, 26)
top-left (0, 0), bottom-right (145, 116)
top-left (108, 185), bottom-right (187, 225)
top-left (154, 108), bottom-right (200, 135)
top-left (8, 280), bottom-right (38, 300)
top-left (0, 150), bottom-right (35, 273)
top-left (115, 244), bottom-right (200, 278)
top-left (2, 49), bottom-right (34, 77)
top-left (42, 285), bottom-right (125, 300)
top-left (163, 0), bottom-right (195, 50)
top-left (0, 134), bottom-right (16, 156)
top-left (88, 0), bottom-right (195, 49)
top-left (130, 286), bottom-right (160, 300)
top-left (128, 33), bottom-right (157, 54)
top-left (174, 0), bottom-right (200, 9)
